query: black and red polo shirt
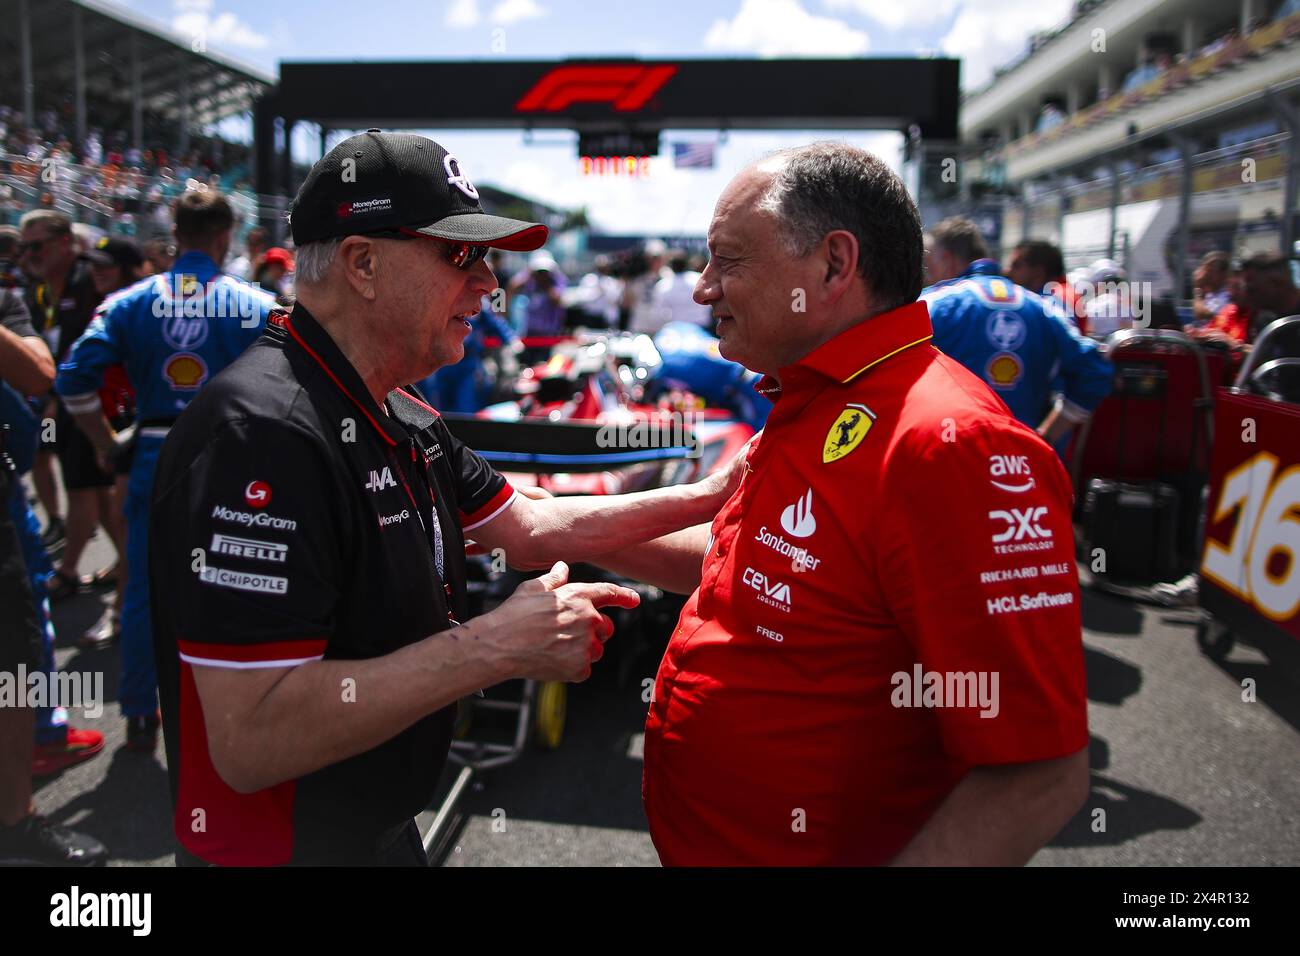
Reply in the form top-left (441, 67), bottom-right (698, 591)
top-left (149, 302), bottom-right (515, 865)
top-left (643, 300), bottom-right (1088, 865)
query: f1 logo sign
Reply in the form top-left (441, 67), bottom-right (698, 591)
top-left (515, 65), bottom-right (677, 112)
top-left (989, 506), bottom-right (1051, 543)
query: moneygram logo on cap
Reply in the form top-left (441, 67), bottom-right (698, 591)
top-left (290, 129), bottom-right (548, 252)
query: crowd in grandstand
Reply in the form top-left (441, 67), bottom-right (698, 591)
top-left (1025, 0), bottom-right (1300, 142)
top-left (0, 103), bottom-right (258, 244)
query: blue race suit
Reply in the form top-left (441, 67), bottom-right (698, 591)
top-left (55, 251), bottom-right (275, 719)
top-left (921, 259), bottom-right (1112, 433)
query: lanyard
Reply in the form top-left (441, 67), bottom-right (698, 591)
top-left (386, 440), bottom-right (457, 627)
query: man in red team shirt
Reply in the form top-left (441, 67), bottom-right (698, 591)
top-left (1195, 253), bottom-right (1299, 347)
top-left (595, 143), bottom-right (1089, 865)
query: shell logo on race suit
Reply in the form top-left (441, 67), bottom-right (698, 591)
top-left (986, 352), bottom-right (1024, 388)
top-left (822, 403), bottom-right (875, 463)
top-left (162, 353), bottom-right (208, 389)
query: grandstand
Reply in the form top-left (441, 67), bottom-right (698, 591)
top-left (0, 0), bottom-right (275, 239)
top-left (922, 0), bottom-right (1300, 299)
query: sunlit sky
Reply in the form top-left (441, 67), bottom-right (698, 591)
top-left (104, 0), bottom-right (1076, 233)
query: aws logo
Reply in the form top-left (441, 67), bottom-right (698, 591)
top-left (989, 454), bottom-right (1035, 493)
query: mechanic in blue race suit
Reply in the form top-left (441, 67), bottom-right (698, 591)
top-left (651, 321), bottom-right (772, 432)
top-left (54, 190), bottom-right (276, 752)
top-left (417, 290), bottom-right (521, 413)
top-left (921, 217), bottom-right (1112, 448)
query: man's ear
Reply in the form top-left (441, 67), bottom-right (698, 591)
top-left (339, 236), bottom-right (379, 300)
top-left (822, 230), bottom-right (859, 303)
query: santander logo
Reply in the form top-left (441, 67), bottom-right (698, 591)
top-left (780, 489), bottom-right (816, 538)
top-left (244, 481), bottom-right (272, 509)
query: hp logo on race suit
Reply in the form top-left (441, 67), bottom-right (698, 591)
top-left (163, 314), bottom-right (208, 351)
top-left (781, 489), bottom-right (816, 538)
top-left (444, 154), bottom-right (479, 200)
top-left (989, 506), bottom-right (1052, 543)
top-left (986, 311), bottom-right (1026, 352)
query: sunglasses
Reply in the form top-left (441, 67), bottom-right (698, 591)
top-left (365, 227), bottom-right (490, 271)
top-left (18, 237), bottom-right (48, 256)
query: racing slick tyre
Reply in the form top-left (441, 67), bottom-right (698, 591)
top-left (1196, 617), bottom-right (1236, 662)
top-left (534, 680), bottom-right (567, 750)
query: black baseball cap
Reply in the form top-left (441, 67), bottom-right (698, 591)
top-left (289, 130), bottom-right (548, 251)
top-left (85, 236), bottom-right (145, 271)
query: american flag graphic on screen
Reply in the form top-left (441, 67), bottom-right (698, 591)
top-left (672, 142), bottom-right (716, 169)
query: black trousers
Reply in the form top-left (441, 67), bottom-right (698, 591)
top-left (175, 818), bottom-right (428, 867)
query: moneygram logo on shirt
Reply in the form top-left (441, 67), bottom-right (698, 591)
top-left (211, 504), bottom-right (297, 531)
top-left (244, 480), bottom-right (272, 508)
top-left (780, 489), bottom-right (816, 538)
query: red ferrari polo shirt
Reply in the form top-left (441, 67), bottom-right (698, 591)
top-left (643, 301), bottom-right (1088, 866)
top-left (1207, 303), bottom-right (1251, 344)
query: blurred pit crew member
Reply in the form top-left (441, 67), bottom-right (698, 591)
top-left (78, 236), bottom-right (147, 648)
top-left (1006, 239), bottom-right (1088, 334)
top-left (1082, 258), bottom-right (1141, 337)
top-left (625, 238), bottom-right (674, 335)
top-left (923, 218), bottom-right (1112, 447)
top-left (18, 211), bottom-right (108, 575)
top-left (56, 189), bottom-right (277, 753)
top-left (1191, 251), bottom-right (1232, 329)
top-left (1194, 253), bottom-right (1299, 348)
top-left (0, 286), bottom-right (107, 864)
top-left (508, 250), bottom-right (567, 338)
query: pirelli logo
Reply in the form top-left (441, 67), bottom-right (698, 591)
top-left (211, 533), bottom-right (288, 564)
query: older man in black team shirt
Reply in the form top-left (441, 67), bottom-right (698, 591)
top-left (150, 131), bottom-right (740, 866)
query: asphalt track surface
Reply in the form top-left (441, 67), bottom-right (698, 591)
top-left (26, 484), bottom-right (1300, 868)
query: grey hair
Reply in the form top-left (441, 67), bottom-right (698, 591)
top-left (293, 238), bottom-right (343, 286)
top-left (754, 142), bottom-right (924, 310)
